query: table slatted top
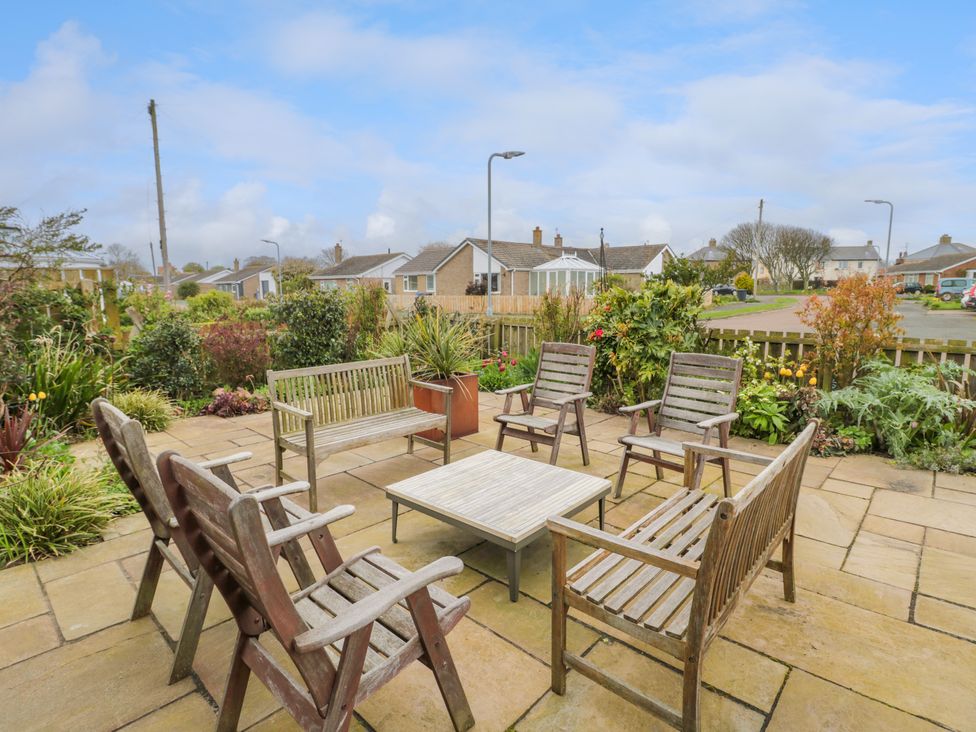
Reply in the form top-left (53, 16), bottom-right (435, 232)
top-left (386, 450), bottom-right (610, 544)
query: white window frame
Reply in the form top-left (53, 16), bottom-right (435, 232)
top-left (475, 272), bottom-right (500, 294)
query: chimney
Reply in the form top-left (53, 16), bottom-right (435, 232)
top-left (532, 226), bottom-right (542, 246)
top-left (554, 232), bottom-right (563, 248)
top-left (334, 242), bottom-right (343, 264)
top-left (708, 238), bottom-right (717, 248)
top-left (233, 258), bottom-right (240, 272)
top-left (867, 239), bottom-right (873, 247)
top-left (939, 234), bottom-right (951, 245)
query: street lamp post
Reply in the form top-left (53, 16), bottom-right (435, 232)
top-left (864, 199), bottom-right (894, 271)
top-left (261, 239), bottom-right (282, 297)
top-left (487, 150), bottom-right (525, 316)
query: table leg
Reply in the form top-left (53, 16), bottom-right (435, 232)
top-left (391, 501), bottom-right (399, 544)
top-left (506, 549), bottom-right (522, 602)
top-left (598, 498), bottom-right (605, 531)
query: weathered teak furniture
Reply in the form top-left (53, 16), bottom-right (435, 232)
top-left (549, 420), bottom-right (817, 731)
top-left (614, 352), bottom-right (742, 498)
top-left (92, 397), bottom-right (318, 683)
top-left (494, 342), bottom-right (596, 465)
top-left (158, 451), bottom-right (475, 732)
top-left (268, 356), bottom-right (452, 512)
top-left (386, 450), bottom-right (610, 601)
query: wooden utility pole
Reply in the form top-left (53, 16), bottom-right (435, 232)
top-left (148, 99), bottom-right (171, 293)
top-left (752, 198), bottom-right (764, 289)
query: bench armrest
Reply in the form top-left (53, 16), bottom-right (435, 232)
top-left (409, 379), bottom-right (453, 394)
top-left (548, 516), bottom-right (699, 578)
top-left (292, 556), bottom-right (464, 652)
top-left (696, 412), bottom-right (739, 430)
top-left (195, 451), bottom-right (252, 471)
top-left (271, 401), bottom-right (313, 420)
top-left (549, 391), bottom-right (592, 407)
top-left (619, 399), bottom-right (662, 415)
top-left (681, 442), bottom-right (775, 467)
top-left (265, 504), bottom-right (356, 547)
top-left (495, 382), bottom-right (532, 396)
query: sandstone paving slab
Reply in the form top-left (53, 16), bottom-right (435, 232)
top-left (604, 471), bottom-right (654, 504)
top-left (35, 528), bottom-right (150, 583)
top-left (722, 576), bottom-right (976, 731)
top-left (914, 595), bottom-right (976, 643)
top-left (766, 669), bottom-right (942, 732)
top-left (798, 461), bottom-right (832, 488)
top-left (119, 693), bottom-right (217, 730)
top-left (859, 514), bottom-right (925, 544)
top-left (349, 436), bottom-right (412, 461)
top-left (934, 486), bottom-right (976, 506)
top-left (245, 709), bottom-right (370, 731)
top-left (0, 563), bottom-right (47, 629)
top-left (830, 454), bottom-right (932, 494)
top-left (0, 613), bottom-right (60, 669)
top-left (604, 490), bottom-right (664, 530)
top-left (349, 453), bottom-right (437, 488)
top-left (934, 471), bottom-right (976, 493)
top-left (925, 528), bottom-right (976, 558)
top-left (772, 535), bottom-right (847, 570)
top-left (357, 618), bottom-right (551, 732)
top-left (0, 618), bottom-right (194, 730)
top-left (842, 531), bottom-right (921, 591)
top-left (792, 559), bottom-right (911, 620)
top-left (145, 568), bottom-right (233, 640)
top-left (870, 491), bottom-right (976, 537)
top-left (795, 487), bottom-right (868, 547)
top-left (292, 472), bottom-right (397, 539)
top-left (232, 432), bottom-right (271, 446)
top-left (819, 477), bottom-right (874, 500)
top-left (466, 580), bottom-right (599, 664)
top-left (517, 639), bottom-right (765, 731)
top-left (46, 561), bottom-right (137, 640)
top-left (102, 512), bottom-right (151, 540)
top-left (918, 546), bottom-right (976, 608)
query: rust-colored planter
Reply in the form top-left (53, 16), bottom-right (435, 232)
top-left (413, 372), bottom-right (480, 440)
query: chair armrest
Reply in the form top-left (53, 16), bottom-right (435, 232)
top-left (495, 382), bottom-right (532, 395)
top-left (549, 391), bottom-right (592, 407)
top-left (195, 451), bottom-right (252, 471)
top-left (271, 401), bottom-right (313, 420)
top-left (619, 399), bottom-right (662, 415)
top-left (247, 481), bottom-right (312, 502)
top-left (265, 505), bottom-right (356, 547)
top-left (409, 379), bottom-right (453, 394)
top-left (292, 556), bottom-right (464, 652)
top-left (547, 516), bottom-right (698, 578)
top-left (681, 442), bottom-right (775, 466)
top-left (696, 412), bottom-right (739, 430)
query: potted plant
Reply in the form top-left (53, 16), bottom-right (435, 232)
top-left (374, 311), bottom-right (480, 439)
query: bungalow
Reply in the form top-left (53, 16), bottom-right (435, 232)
top-left (171, 267), bottom-right (232, 295)
top-left (391, 246), bottom-right (455, 295)
top-left (815, 243), bottom-right (882, 284)
top-left (886, 234), bottom-right (976, 289)
top-left (687, 238), bottom-right (731, 266)
top-left (309, 246), bottom-right (411, 292)
top-left (212, 259), bottom-right (278, 300)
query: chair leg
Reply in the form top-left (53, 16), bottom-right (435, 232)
top-left (494, 424), bottom-right (506, 452)
top-left (407, 434), bottom-right (414, 454)
top-left (306, 449), bottom-right (318, 513)
top-left (721, 458), bottom-right (732, 496)
top-left (575, 401), bottom-right (589, 466)
top-left (273, 443), bottom-right (284, 486)
top-left (216, 633), bottom-right (251, 732)
top-left (682, 655), bottom-right (702, 732)
top-left (131, 537), bottom-right (166, 620)
top-left (407, 589), bottom-right (475, 732)
top-left (652, 450), bottom-right (664, 480)
top-left (324, 625), bottom-right (373, 732)
top-left (613, 450), bottom-right (631, 499)
top-left (527, 427), bottom-right (539, 452)
top-left (782, 522), bottom-right (797, 603)
top-left (169, 571), bottom-right (214, 683)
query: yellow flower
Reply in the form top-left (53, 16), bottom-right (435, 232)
top-left (779, 367), bottom-right (792, 377)
top-left (795, 370), bottom-right (805, 379)
top-left (808, 377), bottom-right (817, 386)
top-left (37, 391), bottom-right (47, 400)
top-left (28, 392), bottom-right (37, 401)
top-left (763, 371), bottom-right (773, 380)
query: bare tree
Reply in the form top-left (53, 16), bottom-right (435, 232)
top-left (420, 240), bottom-right (452, 252)
top-left (317, 248), bottom-right (336, 268)
top-left (721, 221), bottom-right (788, 288)
top-left (245, 255), bottom-right (276, 267)
top-left (105, 243), bottom-right (147, 282)
top-left (777, 226), bottom-right (832, 289)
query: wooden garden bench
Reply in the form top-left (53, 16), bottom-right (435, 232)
top-left (550, 420), bottom-right (818, 731)
top-left (91, 398), bottom-right (319, 683)
top-left (615, 352), bottom-right (742, 498)
top-left (268, 356), bottom-right (451, 512)
top-left (494, 342), bottom-right (596, 465)
top-left (158, 450), bottom-right (475, 732)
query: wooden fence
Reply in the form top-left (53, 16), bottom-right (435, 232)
top-left (388, 294), bottom-right (594, 316)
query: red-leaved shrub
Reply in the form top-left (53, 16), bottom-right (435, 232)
top-left (201, 320), bottom-right (271, 388)
top-left (201, 387), bottom-right (268, 418)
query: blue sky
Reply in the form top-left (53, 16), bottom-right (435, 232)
top-left (2, 1), bottom-right (974, 268)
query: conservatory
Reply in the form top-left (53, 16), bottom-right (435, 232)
top-left (528, 254), bottom-right (602, 295)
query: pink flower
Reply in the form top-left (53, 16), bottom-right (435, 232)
top-left (501, 350), bottom-right (508, 357)
top-left (499, 364), bottom-right (507, 372)
top-left (589, 328), bottom-right (604, 340)
top-left (510, 359), bottom-right (517, 366)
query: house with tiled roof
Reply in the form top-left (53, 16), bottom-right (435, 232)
top-left (886, 235), bottom-right (976, 289)
top-left (687, 238), bottom-right (732, 265)
top-left (816, 243), bottom-right (882, 284)
top-left (212, 259), bottom-right (278, 300)
top-left (309, 244), bottom-right (411, 292)
top-left (171, 267), bottom-right (232, 295)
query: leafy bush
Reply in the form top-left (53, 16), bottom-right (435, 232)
top-left (534, 289), bottom-right (587, 343)
top-left (120, 290), bottom-right (172, 324)
top-left (734, 382), bottom-right (791, 444)
top-left (477, 351), bottom-right (520, 392)
top-left (110, 389), bottom-right (175, 432)
top-left (585, 279), bottom-right (705, 408)
top-left (346, 284), bottom-right (388, 358)
top-left (375, 311), bottom-right (479, 380)
top-left (799, 274), bottom-right (902, 389)
top-left (269, 290), bottom-right (347, 369)
top-left (186, 290), bottom-right (236, 323)
top-left (241, 305), bottom-right (272, 324)
top-left (201, 387), bottom-right (268, 418)
top-left (201, 320), bottom-right (271, 387)
top-left (0, 401), bottom-right (36, 472)
top-left (835, 425), bottom-right (873, 452)
top-left (733, 271), bottom-right (754, 292)
top-left (176, 281), bottom-right (200, 299)
top-left (0, 460), bottom-right (136, 566)
top-left (127, 314), bottom-right (204, 399)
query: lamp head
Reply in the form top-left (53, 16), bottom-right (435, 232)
top-left (500, 151), bottom-right (525, 159)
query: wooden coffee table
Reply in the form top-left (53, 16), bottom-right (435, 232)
top-left (386, 450), bottom-right (611, 601)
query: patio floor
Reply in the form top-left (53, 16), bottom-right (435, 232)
top-left (1, 393), bottom-right (975, 731)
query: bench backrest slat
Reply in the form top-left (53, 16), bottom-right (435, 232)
top-left (657, 353), bottom-right (742, 435)
top-left (531, 342), bottom-right (596, 410)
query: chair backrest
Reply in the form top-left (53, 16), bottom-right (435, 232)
top-left (157, 452), bottom-right (337, 705)
top-left (657, 352), bottom-right (742, 435)
top-left (530, 342), bottom-right (596, 410)
top-left (268, 355), bottom-right (413, 432)
top-left (689, 419), bottom-right (817, 650)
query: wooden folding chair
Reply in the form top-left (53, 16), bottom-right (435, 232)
top-left (157, 450), bottom-right (475, 732)
top-left (92, 397), bottom-right (317, 683)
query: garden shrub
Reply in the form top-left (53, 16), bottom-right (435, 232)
top-left (201, 387), bottom-right (268, 418)
top-left (120, 289), bottom-right (172, 324)
top-left (733, 271), bottom-right (754, 292)
top-left (346, 284), bottom-right (388, 358)
top-left (733, 382), bottom-right (790, 444)
top-left (176, 281), bottom-right (200, 299)
top-left (374, 311), bottom-right (479, 380)
top-left (127, 314), bottom-right (204, 399)
top-left (110, 389), bottom-right (175, 432)
top-left (269, 290), bottom-right (348, 369)
top-left (585, 279), bottom-right (705, 408)
top-left (477, 351), bottom-right (519, 392)
top-left (799, 274), bottom-right (901, 389)
top-left (201, 319), bottom-right (271, 387)
top-left (186, 290), bottom-right (236, 323)
top-left (534, 289), bottom-right (587, 343)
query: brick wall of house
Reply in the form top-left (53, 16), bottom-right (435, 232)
top-left (436, 246), bottom-right (474, 295)
top-left (242, 276), bottom-right (261, 299)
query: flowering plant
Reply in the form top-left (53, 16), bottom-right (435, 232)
top-left (201, 387), bottom-right (268, 418)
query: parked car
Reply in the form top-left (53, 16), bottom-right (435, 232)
top-left (711, 284), bottom-right (736, 296)
top-left (896, 281), bottom-right (923, 294)
top-left (962, 284), bottom-right (976, 310)
top-left (936, 277), bottom-right (975, 302)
